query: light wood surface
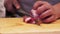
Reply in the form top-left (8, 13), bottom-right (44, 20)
top-left (0, 18), bottom-right (60, 34)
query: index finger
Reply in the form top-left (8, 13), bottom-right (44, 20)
top-left (33, 1), bottom-right (45, 10)
top-left (13, 0), bottom-right (20, 9)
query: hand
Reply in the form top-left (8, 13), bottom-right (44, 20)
top-left (33, 1), bottom-right (59, 23)
top-left (4, 0), bottom-right (20, 13)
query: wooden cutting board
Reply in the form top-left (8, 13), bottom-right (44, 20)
top-left (0, 18), bottom-right (60, 34)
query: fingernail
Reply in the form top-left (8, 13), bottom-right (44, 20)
top-left (16, 6), bottom-right (20, 9)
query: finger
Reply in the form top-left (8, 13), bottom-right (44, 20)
top-left (40, 9), bottom-right (53, 19)
top-left (5, 3), bottom-right (16, 14)
top-left (4, 1), bottom-right (13, 11)
top-left (36, 3), bottom-right (50, 14)
top-left (42, 15), bottom-right (56, 23)
top-left (13, 0), bottom-right (20, 9)
top-left (33, 1), bottom-right (44, 10)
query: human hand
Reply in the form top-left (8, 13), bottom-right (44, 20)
top-left (33, 1), bottom-right (59, 23)
top-left (4, 0), bottom-right (20, 13)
